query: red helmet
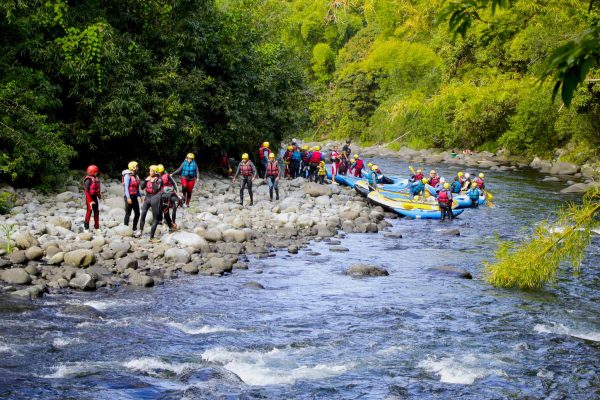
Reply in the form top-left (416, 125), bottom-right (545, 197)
top-left (86, 165), bottom-right (99, 175)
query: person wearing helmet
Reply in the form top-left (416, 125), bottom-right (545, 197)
top-left (139, 165), bottom-right (164, 236)
top-left (434, 177), bottom-right (446, 192)
top-left (172, 153), bottom-right (200, 207)
top-left (317, 160), bottom-right (327, 184)
top-left (339, 151), bottom-right (349, 176)
top-left (122, 161), bottom-right (141, 236)
top-left (461, 172), bottom-right (472, 191)
top-left (308, 145), bottom-right (323, 182)
top-left (289, 144), bottom-right (301, 178)
top-left (437, 182), bottom-right (454, 220)
top-left (258, 141), bottom-right (272, 178)
top-left (283, 145), bottom-right (293, 178)
top-left (466, 181), bottom-right (481, 208)
top-left (450, 175), bottom-right (462, 194)
top-left (366, 164), bottom-right (379, 190)
top-left (476, 172), bottom-right (486, 190)
top-left (233, 153), bottom-right (257, 205)
top-left (330, 145), bottom-right (341, 184)
top-left (428, 170), bottom-right (440, 187)
top-left (352, 154), bottom-right (364, 177)
top-left (300, 145), bottom-right (310, 178)
top-left (410, 168), bottom-right (424, 182)
top-left (149, 186), bottom-right (180, 242)
top-left (157, 164), bottom-right (182, 225)
top-left (342, 139), bottom-right (351, 158)
top-left (410, 177), bottom-right (427, 196)
top-left (265, 153), bottom-right (281, 201)
top-left (83, 165), bottom-right (102, 232)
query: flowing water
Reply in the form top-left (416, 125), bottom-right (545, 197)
top-left (1, 159), bottom-right (599, 399)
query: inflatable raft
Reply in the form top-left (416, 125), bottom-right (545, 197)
top-left (326, 169), bottom-right (360, 188)
top-left (354, 177), bottom-right (410, 197)
top-left (367, 190), bottom-right (464, 219)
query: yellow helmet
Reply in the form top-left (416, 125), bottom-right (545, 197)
top-left (241, 153), bottom-right (249, 160)
top-left (443, 182), bottom-right (450, 189)
top-left (149, 165), bottom-right (158, 172)
top-left (350, 158), bottom-right (355, 163)
top-left (371, 165), bottom-right (378, 171)
top-left (421, 178), bottom-right (428, 183)
top-left (263, 141), bottom-right (270, 148)
top-left (457, 172), bottom-right (464, 177)
top-left (479, 173), bottom-right (485, 178)
top-left (287, 145), bottom-right (293, 150)
top-left (302, 145), bottom-right (309, 150)
top-left (128, 161), bottom-right (138, 171)
top-left (156, 164), bottom-right (165, 173)
top-left (353, 154), bottom-right (359, 159)
top-left (268, 153), bottom-right (275, 159)
top-left (319, 161), bottom-right (325, 166)
top-left (186, 153), bottom-right (195, 159)
top-left (367, 163), bottom-right (373, 168)
top-left (315, 145), bottom-right (321, 151)
top-left (416, 169), bottom-right (422, 173)
top-left (471, 181), bottom-right (478, 188)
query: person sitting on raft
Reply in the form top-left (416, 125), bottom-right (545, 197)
top-left (410, 178), bottom-right (427, 196)
top-left (475, 173), bottom-right (486, 190)
top-left (367, 164), bottom-right (379, 191)
top-left (466, 181), bottom-right (481, 208)
top-left (410, 168), bottom-right (424, 182)
top-left (450, 176), bottom-right (462, 194)
top-left (461, 172), bottom-right (472, 191)
top-left (428, 170), bottom-right (440, 187)
top-left (434, 177), bottom-right (446, 192)
top-left (437, 182), bottom-right (454, 220)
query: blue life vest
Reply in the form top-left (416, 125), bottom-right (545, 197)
top-left (451, 180), bottom-right (462, 193)
top-left (182, 160), bottom-right (197, 178)
top-left (467, 188), bottom-right (480, 199)
top-left (291, 150), bottom-right (302, 161)
top-left (411, 182), bottom-right (424, 195)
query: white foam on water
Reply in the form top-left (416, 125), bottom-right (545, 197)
top-left (418, 355), bottom-right (504, 385)
top-left (167, 322), bottom-right (238, 335)
top-left (40, 362), bottom-right (105, 379)
top-left (123, 357), bottom-right (198, 376)
top-left (201, 346), bottom-right (353, 386)
top-left (377, 345), bottom-right (407, 356)
top-left (52, 337), bottom-right (85, 348)
top-left (76, 317), bottom-right (132, 329)
top-left (534, 323), bottom-right (600, 342)
top-left (0, 343), bottom-right (13, 353)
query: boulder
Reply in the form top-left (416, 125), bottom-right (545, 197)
top-left (443, 229), bottom-right (460, 236)
top-left (112, 225), bottom-right (133, 237)
top-left (329, 245), bottom-right (349, 252)
top-left (25, 246), bottom-right (43, 261)
top-left (109, 241), bottom-right (131, 255)
top-left (56, 191), bottom-right (79, 202)
top-left (128, 272), bottom-right (154, 287)
top-left (287, 244), bottom-right (299, 254)
top-left (541, 176), bottom-right (560, 182)
top-left (47, 252), bottom-right (65, 265)
top-left (48, 216), bottom-right (72, 230)
top-left (203, 228), bottom-right (223, 242)
top-left (550, 161), bottom-right (579, 176)
top-left (1, 268), bottom-right (32, 284)
top-left (243, 281), bottom-right (265, 289)
top-left (383, 232), bottom-right (403, 238)
top-left (103, 197), bottom-right (124, 210)
top-left (164, 248), bottom-right (191, 264)
top-left (69, 273), bottom-right (97, 290)
top-left (13, 232), bottom-right (39, 249)
top-left (296, 215), bottom-right (315, 228)
top-left (182, 264), bottom-right (199, 274)
top-left (9, 250), bottom-right (27, 265)
top-left (11, 285), bottom-right (44, 299)
top-left (78, 231), bottom-right (94, 241)
top-left (345, 264), bottom-right (389, 277)
top-left (560, 183), bottom-right (589, 194)
top-left (304, 182), bottom-right (332, 197)
top-left (205, 257), bottom-right (234, 273)
top-left (222, 229), bottom-right (247, 243)
top-left (428, 266), bottom-right (472, 279)
top-left (24, 265), bottom-right (40, 276)
top-left (116, 257), bottom-right (138, 271)
top-left (163, 232), bottom-right (208, 251)
top-left (63, 249), bottom-right (95, 267)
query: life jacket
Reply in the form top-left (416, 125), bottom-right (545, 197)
top-left (266, 161), bottom-right (279, 177)
top-left (122, 172), bottom-right (140, 196)
top-left (331, 151), bottom-right (340, 163)
top-left (309, 151), bottom-right (322, 164)
top-left (84, 175), bottom-right (101, 195)
top-left (411, 182), bottom-right (424, 195)
top-left (429, 177), bottom-right (440, 187)
top-left (437, 189), bottom-right (450, 204)
top-left (240, 162), bottom-right (253, 177)
top-left (292, 150), bottom-right (302, 161)
top-left (283, 150), bottom-right (292, 161)
top-left (468, 188), bottom-right (480, 199)
top-left (301, 151), bottom-right (309, 163)
top-left (161, 172), bottom-right (173, 187)
top-left (476, 177), bottom-right (485, 189)
top-left (145, 178), bottom-right (160, 195)
top-left (450, 180), bottom-right (462, 193)
top-left (182, 160), bottom-right (197, 178)
top-left (413, 173), bottom-right (423, 181)
top-left (354, 159), bottom-right (364, 170)
top-left (258, 146), bottom-right (271, 161)
top-left (318, 166), bottom-right (326, 176)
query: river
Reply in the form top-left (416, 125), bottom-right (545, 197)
top-left (0, 158), bottom-right (598, 399)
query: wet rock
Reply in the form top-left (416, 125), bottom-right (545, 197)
top-left (164, 248), bottom-right (191, 264)
top-left (443, 229), bottom-right (460, 236)
top-left (182, 264), bottom-right (199, 274)
top-left (163, 232), bottom-right (208, 252)
top-left (68, 273), bottom-right (97, 290)
top-left (550, 161), bottom-right (579, 176)
top-left (243, 281), bottom-right (265, 289)
top-left (1, 268), bottom-right (32, 285)
top-left (11, 285), bottom-right (44, 299)
top-left (287, 244), bottom-right (299, 254)
top-left (63, 249), bottom-right (95, 267)
top-left (24, 265), bottom-right (40, 276)
top-left (304, 182), bottom-right (332, 197)
top-left (541, 176), bottom-right (560, 182)
top-left (346, 264), bottom-right (389, 277)
top-left (25, 246), bottom-right (43, 261)
top-left (128, 272), bottom-right (154, 287)
top-left (329, 245), bottom-right (349, 252)
top-left (383, 232), bottom-right (403, 238)
top-left (47, 251), bottom-right (65, 265)
top-left (13, 232), bottom-right (39, 249)
top-left (204, 257), bottom-right (234, 274)
top-left (366, 223), bottom-right (378, 233)
top-left (9, 250), bottom-right (27, 265)
top-left (49, 216), bottom-right (72, 230)
top-left (428, 266), bottom-right (472, 279)
top-left (116, 257), bottom-right (138, 271)
top-left (560, 183), bottom-right (589, 194)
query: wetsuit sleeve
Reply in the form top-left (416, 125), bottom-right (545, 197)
top-left (233, 164), bottom-right (241, 179)
top-left (195, 164), bottom-right (200, 178)
top-left (140, 179), bottom-right (147, 191)
top-left (84, 178), bottom-right (93, 203)
top-left (124, 174), bottom-right (131, 200)
top-left (172, 162), bottom-right (184, 176)
top-left (168, 175), bottom-right (177, 187)
top-left (251, 161), bottom-right (257, 178)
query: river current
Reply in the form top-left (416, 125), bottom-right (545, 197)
top-left (0, 158), bottom-right (598, 399)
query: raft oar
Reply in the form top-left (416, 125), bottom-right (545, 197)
top-left (409, 166), bottom-right (416, 175)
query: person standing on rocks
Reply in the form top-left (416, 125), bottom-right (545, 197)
top-left (265, 153), bottom-right (281, 201)
top-left (122, 161), bottom-right (141, 236)
top-left (233, 153), bottom-right (257, 206)
top-left (258, 141), bottom-right (271, 178)
top-left (342, 139), bottom-right (351, 158)
top-left (149, 186), bottom-right (179, 243)
top-left (339, 151), bottom-right (349, 176)
top-left (308, 145), bottom-right (323, 182)
top-left (352, 154), bottom-right (364, 177)
top-left (300, 145), bottom-right (310, 178)
top-left (330, 145), bottom-right (340, 184)
top-left (139, 165), bottom-right (163, 236)
top-left (172, 153), bottom-right (199, 208)
top-left (317, 161), bottom-right (327, 184)
top-left (157, 164), bottom-right (180, 224)
top-left (290, 145), bottom-right (302, 178)
top-left (83, 165), bottom-right (102, 232)
top-left (283, 145), bottom-right (293, 178)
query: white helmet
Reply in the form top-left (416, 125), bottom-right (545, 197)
top-left (292, 138), bottom-right (297, 144)
top-left (440, 177), bottom-right (446, 183)
top-left (465, 173), bottom-right (470, 178)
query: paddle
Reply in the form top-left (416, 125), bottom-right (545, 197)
top-left (409, 166), bottom-right (416, 175)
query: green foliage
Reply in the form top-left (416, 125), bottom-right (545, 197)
top-left (311, 43), bottom-right (336, 84)
top-left (0, 192), bottom-right (12, 215)
top-left (484, 188), bottom-right (600, 290)
top-left (0, 223), bottom-right (16, 254)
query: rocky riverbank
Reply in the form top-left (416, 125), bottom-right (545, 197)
top-left (0, 174), bottom-right (392, 298)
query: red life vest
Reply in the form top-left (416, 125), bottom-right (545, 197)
top-left (429, 177), bottom-right (440, 187)
top-left (161, 173), bottom-right (173, 187)
top-left (438, 189), bottom-right (450, 204)
top-left (145, 178), bottom-right (159, 195)
top-left (331, 151), bottom-right (340, 163)
top-left (301, 151), bottom-right (309, 162)
top-left (122, 173), bottom-right (139, 196)
top-left (476, 177), bottom-right (484, 189)
top-left (283, 151), bottom-right (292, 161)
top-left (84, 175), bottom-right (101, 195)
top-left (258, 146), bottom-right (271, 160)
top-left (355, 159), bottom-right (364, 170)
top-left (240, 162), bottom-right (253, 177)
top-left (266, 161), bottom-right (279, 177)
top-left (309, 151), bottom-right (322, 163)
top-left (414, 173), bottom-right (423, 181)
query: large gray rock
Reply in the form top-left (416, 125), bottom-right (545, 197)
top-left (48, 216), bottom-right (72, 230)
top-left (222, 229), bottom-right (247, 243)
top-left (25, 246), bottom-right (43, 261)
top-left (13, 232), bottom-right (39, 249)
top-left (182, 264), bottom-right (199, 274)
top-left (116, 257), bottom-right (138, 271)
top-left (69, 273), bottom-right (97, 290)
top-left (345, 264), bottom-right (389, 277)
top-left (205, 257), bottom-right (234, 273)
top-left (428, 266), bottom-right (472, 279)
top-left (550, 161), bottom-right (579, 175)
top-left (530, 157), bottom-right (553, 173)
top-left (47, 251), bottom-right (65, 265)
top-left (56, 191), bottom-right (79, 202)
top-left (560, 183), bottom-right (589, 194)
top-left (203, 228), bottom-right (223, 242)
top-left (330, 245), bottom-right (349, 252)
top-left (164, 248), bottom-right (190, 264)
top-left (1, 268), bottom-right (32, 284)
top-left (304, 183), bottom-right (332, 197)
top-left (163, 232), bottom-right (208, 251)
top-left (63, 249), bottom-right (95, 267)
top-left (243, 281), bottom-right (265, 289)
top-left (9, 250), bottom-right (27, 265)
top-left (109, 241), bottom-right (131, 254)
top-left (128, 272), bottom-right (154, 287)
top-left (112, 225), bottom-right (133, 237)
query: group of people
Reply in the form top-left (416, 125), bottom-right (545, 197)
top-left (83, 153), bottom-right (200, 242)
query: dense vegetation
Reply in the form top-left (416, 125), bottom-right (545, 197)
top-left (1, 0), bottom-right (599, 187)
